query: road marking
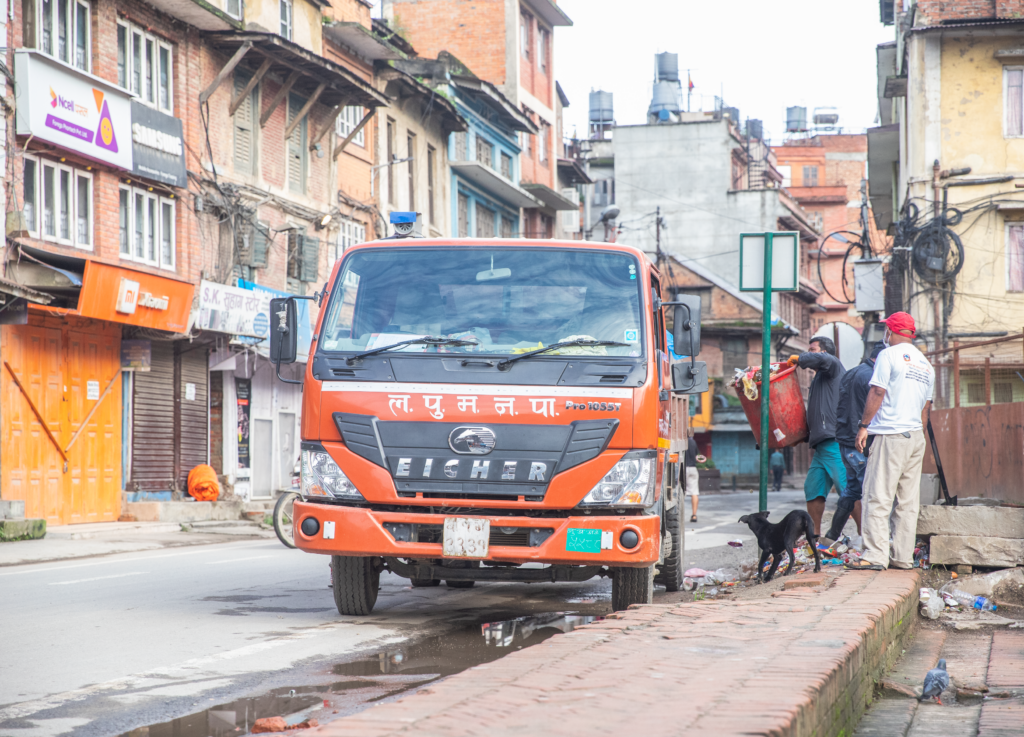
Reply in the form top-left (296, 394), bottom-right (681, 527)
top-left (205, 555), bottom-right (274, 565)
top-left (49, 572), bottom-right (146, 586)
top-left (0, 541), bottom-right (273, 577)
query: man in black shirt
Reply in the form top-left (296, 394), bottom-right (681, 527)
top-left (822, 342), bottom-right (885, 545)
top-left (794, 336), bottom-right (847, 535)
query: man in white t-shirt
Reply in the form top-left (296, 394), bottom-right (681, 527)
top-left (845, 312), bottom-right (935, 571)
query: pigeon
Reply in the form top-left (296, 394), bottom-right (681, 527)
top-left (919, 658), bottom-right (950, 705)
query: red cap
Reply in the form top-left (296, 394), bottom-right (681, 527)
top-left (880, 312), bottom-right (916, 337)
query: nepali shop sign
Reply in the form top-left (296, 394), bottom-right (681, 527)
top-left (14, 50), bottom-right (133, 170)
top-left (198, 280), bottom-right (270, 339)
top-left (131, 101), bottom-right (186, 188)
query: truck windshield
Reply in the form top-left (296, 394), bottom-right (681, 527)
top-left (319, 248), bottom-right (644, 358)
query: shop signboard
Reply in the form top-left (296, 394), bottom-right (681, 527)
top-left (121, 340), bottom-right (152, 371)
top-left (236, 377), bottom-right (251, 474)
top-left (198, 280), bottom-right (269, 339)
top-left (131, 101), bottom-right (186, 188)
top-left (78, 261), bottom-right (193, 333)
top-left (14, 50), bottom-right (133, 170)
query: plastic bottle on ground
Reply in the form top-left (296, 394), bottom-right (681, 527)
top-left (946, 589), bottom-right (998, 611)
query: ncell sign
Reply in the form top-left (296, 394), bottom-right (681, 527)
top-left (14, 50), bottom-right (133, 170)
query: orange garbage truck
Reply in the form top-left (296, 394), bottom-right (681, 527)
top-left (269, 227), bottom-right (708, 615)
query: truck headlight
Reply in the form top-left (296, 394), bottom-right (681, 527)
top-left (578, 454), bottom-right (657, 507)
top-left (301, 449), bottom-right (365, 501)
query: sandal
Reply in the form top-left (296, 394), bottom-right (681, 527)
top-left (844, 559), bottom-right (885, 571)
top-left (690, 515), bottom-right (698, 523)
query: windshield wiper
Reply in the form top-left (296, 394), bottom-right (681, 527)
top-left (346, 337), bottom-right (478, 365)
top-left (496, 339), bottom-right (630, 370)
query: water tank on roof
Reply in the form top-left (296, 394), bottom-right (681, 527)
top-left (648, 81), bottom-right (681, 117)
top-left (786, 106), bottom-right (807, 132)
top-left (589, 90), bottom-right (614, 124)
top-left (722, 106), bottom-right (740, 122)
top-left (655, 52), bottom-right (679, 82)
top-left (747, 119), bottom-right (763, 140)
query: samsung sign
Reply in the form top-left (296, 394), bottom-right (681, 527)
top-left (131, 102), bottom-right (186, 188)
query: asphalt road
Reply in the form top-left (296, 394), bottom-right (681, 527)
top-left (0, 489), bottom-right (824, 737)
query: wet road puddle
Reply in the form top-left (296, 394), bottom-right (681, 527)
top-left (120, 612), bottom-right (598, 736)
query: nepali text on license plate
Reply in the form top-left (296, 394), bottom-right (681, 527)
top-left (442, 517), bottom-right (490, 558)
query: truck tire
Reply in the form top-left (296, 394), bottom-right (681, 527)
top-left (611, 565), bottom-right (654, 611)
top-left (410, 577), bottom-right (441, 588)
top-left (332, 555), bottom-right (380, 615)
top-left (655, 498), bottom-right (684, 591)
top-left (446, 580), bottom-right (475, 589)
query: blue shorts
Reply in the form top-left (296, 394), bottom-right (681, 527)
top-left (838, 444), bottom-right (867, 502)
top-left (804, 439), bottom-right (847, 502)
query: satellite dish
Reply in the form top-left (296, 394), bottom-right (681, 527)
top-left (813, 322), bottom-right (864, 372)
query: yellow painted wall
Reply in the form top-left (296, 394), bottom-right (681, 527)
top-left (245, 0), bottom-right (323, 54)
top-left (936, 34), bottom-right (1024, 334)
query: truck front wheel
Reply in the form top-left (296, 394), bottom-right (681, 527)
top-left (332, 555), bottom-right (380, 615)
top-left (611, 565), bottom-right (654, 611)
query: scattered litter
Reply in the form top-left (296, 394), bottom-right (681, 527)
top-left (727, 539), bottom-right (744, 548)
top-left (919, 588), bottom-right (943, 620)
top-left (684, 568), bottom-right (710, 578)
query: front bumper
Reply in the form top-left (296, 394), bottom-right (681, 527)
top-left (293, 500), bottom-right (660, 567)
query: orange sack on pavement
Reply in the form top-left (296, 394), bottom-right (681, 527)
top-left (187, 464), bottom-right (220, 502)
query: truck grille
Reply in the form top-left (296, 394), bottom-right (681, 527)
top-left (381, 522), bottom-right (552, 548)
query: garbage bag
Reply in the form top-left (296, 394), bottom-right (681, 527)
top-left (187, 464), bottom-right (220, 502)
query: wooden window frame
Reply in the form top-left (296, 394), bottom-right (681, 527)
top-left (119, 183), bottom-right (176, 270)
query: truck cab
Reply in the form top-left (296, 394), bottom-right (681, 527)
top-left (270, 235), bottom-right (705, 614)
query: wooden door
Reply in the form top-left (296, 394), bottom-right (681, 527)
top-left (64, 320), bottom-right (121, 524)
top-left (1, 323), bottom-right (64, 523)
top-left (1, 317), bottom-right (121, 525)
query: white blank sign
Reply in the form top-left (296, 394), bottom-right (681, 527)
top-left (739, 232), bottom-right (799, 292)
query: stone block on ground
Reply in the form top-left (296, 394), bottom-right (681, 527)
top-left (126, 501), bottom-right (213, 523)
top-left (783, 573), bottom-right (827, 589)
top-left (920, 473), bottom-right (939, 507)
top-left (917, 506), bottom-right (1024, 540)
top-left (0, 518), bottom-right (46, 542)
top-left (209, 501), bottom-right (243, 521)
top-left (929, 536), bottom-right (1024, 567)
top-left (0, 500), bottom-right (26, 520)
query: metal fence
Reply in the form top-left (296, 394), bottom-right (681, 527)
top-left (926, 332), bottom-right (1024, 411)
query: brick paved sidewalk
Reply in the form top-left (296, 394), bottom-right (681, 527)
top-left (304, 570), bottom-right (920, 737)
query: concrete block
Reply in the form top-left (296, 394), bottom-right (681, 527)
top-left (919, 473), bottom-right (939, 507)
top-left (0, 500), bottom-right (25, 520)
top-left (0, 518), bottom-right (46, 541)
top-left (209, 501), bottom-right (244, 521)
top-left (917, 505), bottom-right (1024, 539)
top-left (126, 501), bottom-right (213, 523)
top-left (929, 535), bottom-right (1024, 567)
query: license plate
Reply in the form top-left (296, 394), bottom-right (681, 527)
top-left (443, 517), bottom-right (490, 558)
top-left (566, 528), bottom-right (602, 553)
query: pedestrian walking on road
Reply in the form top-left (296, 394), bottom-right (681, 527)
top-left (792, 336), bottom-right (847, 536)
top-left (770, 449), bottom-right (785, 492)
top-left (685, 428), bottom-right (700, 523)
top-left (846, 313), bottom-right (934, 571)
top-left (822, 342), bottom-right (886, 546)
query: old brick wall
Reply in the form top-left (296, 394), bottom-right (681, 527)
top-left (913, 0), bottom-right (1024, 23)
top-left (388, 0), bottom-right (508, 86)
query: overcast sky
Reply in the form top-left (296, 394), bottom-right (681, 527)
top-left (554, 0), bottom-right (894, 143)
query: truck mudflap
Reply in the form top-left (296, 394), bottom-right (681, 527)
top-left (293, 500), bottom-right (660, 568)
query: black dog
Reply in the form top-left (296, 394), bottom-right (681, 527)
top-left (738, 510), bottom-right (822, 582)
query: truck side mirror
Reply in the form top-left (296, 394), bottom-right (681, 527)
top-left (270, 297), bottom-right (298, 365)
top-left (671, 296), bottom-right (701, 358)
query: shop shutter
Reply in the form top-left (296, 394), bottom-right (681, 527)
top-left (176, 345), bottom-right (209, 489)
top-left (251, 220), bottom-right (270, 268)
top-left (131, 341), bottom-right (176, 491)
top-left (301, 235), bottom-right (318, 282)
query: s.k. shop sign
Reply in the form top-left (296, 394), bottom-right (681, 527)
top-left (15, 50), bottom-right (133, 171)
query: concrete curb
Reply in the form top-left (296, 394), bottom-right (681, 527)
top-left (302, 570), bottom-right (920, 737)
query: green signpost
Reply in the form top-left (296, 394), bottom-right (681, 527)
top-left (739, 232), bottom-right (799, 513)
